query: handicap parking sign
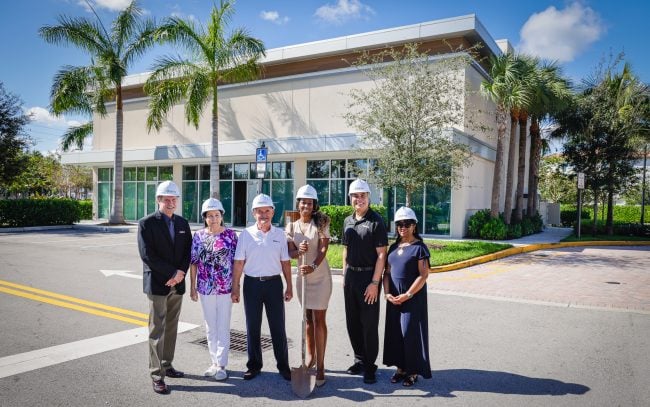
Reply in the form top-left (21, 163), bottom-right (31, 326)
top-left (256, 147), bottom-right (268, 162)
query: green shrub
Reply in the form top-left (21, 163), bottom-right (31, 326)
top-left (467, 209), bottom-right (491, 238)
top-left (560, 208), bottom-right (590, 227)
top-left (479, 217), bottom-right (507, 240)
top-left (578, 220), bottom-right (650, 237)
top-left (0, 198), bottom-right (81, 227)
top-left (320, 204), bottom-right (387, 241)
top-left (78, 200), bottom-right (92, 220)
top-left (507, 222), bottom-right (522, 239)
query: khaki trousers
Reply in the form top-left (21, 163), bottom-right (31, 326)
top-left (148, 289), bottom-right (183, 380)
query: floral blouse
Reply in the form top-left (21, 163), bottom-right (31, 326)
top-left (190, 228), bottom-right (238, 295)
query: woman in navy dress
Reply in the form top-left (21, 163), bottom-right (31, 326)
top-left (382, 206), bottom-right (432, 387)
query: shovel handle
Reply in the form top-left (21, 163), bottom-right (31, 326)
top-left (300, 253), bottom-right (307, 366)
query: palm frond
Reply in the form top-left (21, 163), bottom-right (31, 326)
top-left (39, 15), bottom-right (108, 56)
top-left (60, 121), bottom-right (93, 151)
top-left (184, 72), bottom-right (211, 127)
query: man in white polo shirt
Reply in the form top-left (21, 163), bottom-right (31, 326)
top-left (231, 194), bottom-right (293, 381)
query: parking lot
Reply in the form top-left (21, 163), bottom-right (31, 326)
top-left (1, 229), bottom-right (649, 406)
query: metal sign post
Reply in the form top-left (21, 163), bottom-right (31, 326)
top-left (577, 172), bottom-right (585, 239)
top-left (256, 143), bottom-right (268, 194)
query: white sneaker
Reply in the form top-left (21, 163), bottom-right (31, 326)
top-left (214, 367), bottom-right (228, 381)
top-left (204, 365), bottom-right (219, 377)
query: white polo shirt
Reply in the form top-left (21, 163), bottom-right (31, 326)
top-left (234, 224), bottom-right (290, 277)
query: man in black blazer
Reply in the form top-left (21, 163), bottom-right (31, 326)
top-left (137, 180), bottom-right (192, 394)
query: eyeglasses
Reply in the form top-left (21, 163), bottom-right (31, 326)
top-left (395, 221), bottom-right (414, 228)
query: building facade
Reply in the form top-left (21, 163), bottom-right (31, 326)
top-left (62, 14), bottom-right (520, 238)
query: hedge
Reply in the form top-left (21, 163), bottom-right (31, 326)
top-left (561, 204), bottom-right (650, 226)
top-left (320, 204), bottom-right (387, 241)
top-left (0, 199), bottom-right (84, 227)
top-left (466, 209), bottom-right (543, 240)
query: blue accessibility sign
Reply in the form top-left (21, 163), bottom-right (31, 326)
top-left (256, 147), bottom-right (268, 162)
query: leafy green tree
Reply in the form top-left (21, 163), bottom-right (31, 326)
top-left (145, 0), bottom-right (265, 199)
top-left (481, 52), bottom-right (530, 218)
top-left (0, 82), bottom-right (31, 193)
top-left (6, 151), bottom-right (60, 197)
top-left (344, 43), bottom-right (473, 207)
top-left (40, 0), bottom-right (157, 223)
top-left (538, 155), bottom-right (576, 204)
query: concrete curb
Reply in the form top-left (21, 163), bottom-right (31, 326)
top-left (429, 240), bottom-right (650, 273)
top-left (0, 225), bottom-right (74, 233)
top-left (0, 224), bottom-right (134, 233)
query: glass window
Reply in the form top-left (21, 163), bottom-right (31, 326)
top-left (330, 180), bottom-right (346, 206)
top-left (183, 165), bottom-right (197, 180)
top-left (219, 181), bottom-right (232, 224)
top-left (159, 166), bottom-right (173, 181)
top-left (98, 168), bottom-right (112, 182)
top-left (98, 182), bottom-right (112, 219)
top-left (124, 167), bottom-right (136, 182)
top-left (182, 182), bottom-right (198, 223)
top-left (250, 162), bottom-right (271, 179)
top-left (424, 184), bottom-right (451, 235)
top-left (137, 183), bottom-right (145, 219)
top-left (146, 167), bottom-right (157, 181)
top-left (146, 184), bottom-right (156, 214)
top-left (307, 160), bottom-right (329, 178)
top-left (200, 165), bottom-right (210, 180)
top-left (123, 183), bottom-right (137, 220)
top-left (347, 159), bottom-right (367, 179)
top-left (219, 164), bottom-right (233, 179)
top-left (331, 160), bottom-right (345, 179)
top-left (272, 161), bottom-right (293, 179)
top-left (309, 180), bottom-right (329, 204)
top-left (271, 180), bottom-right (294, 225)
top-left (137, 167), bottom-right (145, 181)
top-left (234, 163), bottom-right (248, 179)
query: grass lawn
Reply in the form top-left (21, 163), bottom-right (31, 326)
top-left (561, 234), bottom-right (650, 242)
top-left (301, 240), bottom-right (512, 269)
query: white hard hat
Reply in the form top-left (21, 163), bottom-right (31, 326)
top-left (252, 193), bottom-right (274, 209)
top-left (201, 198), bottom-right (225, 217)
top-left (296, 185), bottom-right (318, 200)
top-left (156, 181), bottom-right (180, 197)
top-left (394, 206), bottom-right (418, 223)
top-left (348, 178), bottom-right (371, 195)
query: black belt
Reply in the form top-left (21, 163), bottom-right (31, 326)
top-left (346, 266), bottom-right (375, 272)
top-left (245, 274), bottom-right (281, 281)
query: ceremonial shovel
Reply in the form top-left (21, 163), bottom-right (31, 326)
top-left (291, 253), bottom-right (316, 398)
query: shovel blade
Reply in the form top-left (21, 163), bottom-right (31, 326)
top-left (291, 365), bottom-right (316, 398)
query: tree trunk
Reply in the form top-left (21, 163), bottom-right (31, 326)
top-left (109, 85), bottom-right (124, 224)
top-left (210, 89), bottom-right (220, 199)
top-left (490, 106), bottom-right (507, 218)
top-left (606, 189), bottom-right (614, 235)
top-left (527, 118), bottom-right (541, 216)
top-left (591, 189), bottom-right (598, 237)
top-left (515, 112), bottom-right (528, 222)
top-left (503, 112), bottom-right (519, 224)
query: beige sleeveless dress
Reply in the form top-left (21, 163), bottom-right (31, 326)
top-left (285, 219), bottom-right (332, 310)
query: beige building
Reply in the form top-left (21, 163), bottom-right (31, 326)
top-left (62, 14), bottom-right (522, 238)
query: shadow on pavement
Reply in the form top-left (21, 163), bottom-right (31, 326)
top-left (429, 369), bottom-right (590, 398)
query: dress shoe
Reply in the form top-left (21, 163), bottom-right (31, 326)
top-left (152, 379), bottom-right (169, 394)
top-left (279, 369), bottom-right (291, 381)
top-left (243, 369), bottom-right (260, 380)
top-left (316, 371), bottom-right (326, 387)
top-left (363, 370), bottom-right (377, 384)
top-left (165, 367), bottom-right (184, 378)
top-left (346, 362), bottom-right (364, 375)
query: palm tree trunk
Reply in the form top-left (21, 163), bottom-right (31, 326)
top-left (109, 86), bottom-right (124, 224)
top-left (527, 118), bottom-right (541, 216)
top-left (515, 112), bottom-right (528, 222)
top-left (210, 89), bottom-right (220, 199)
top-left (490, 106), bottom-right (507, 218)
top-left (591, 189), bottom-right (598, 236)
top-left (606, 189), bottom-right (614, 235)
top-left (503, 112), bottom-right (519, 224)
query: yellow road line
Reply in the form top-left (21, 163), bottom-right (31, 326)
top-left (0, 280), bottom-right (148, 326)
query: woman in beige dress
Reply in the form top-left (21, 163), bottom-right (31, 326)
top-left (286, 184), bottom-right (332, 387)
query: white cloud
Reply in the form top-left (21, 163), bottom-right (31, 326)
top-left (314, 0), bottom-right (374, 24)
top-left (77, 0), bottom-right (132, 12)
top-left (260, 10), bottom-right (290, 25)
top-left (26, 107), bottom-right (86, 128)
top-left (518, 2), bottom-right (605, 62)
top-left (170, 11), bottom-right (198, 23)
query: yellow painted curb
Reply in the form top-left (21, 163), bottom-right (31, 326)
top-left (429, 240), bottom-right (650, 273)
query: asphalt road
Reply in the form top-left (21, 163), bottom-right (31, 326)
top-left (0, 229), bottom-right (648, 406)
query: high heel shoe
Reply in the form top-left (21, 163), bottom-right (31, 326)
top-left (315, 371), bottom-right (326, 387)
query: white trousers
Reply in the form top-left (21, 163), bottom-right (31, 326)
top-left (199, 293), bottom-right (232, 367)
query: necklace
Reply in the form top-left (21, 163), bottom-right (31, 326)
top-left (397, 239), bottom-right (417, 255)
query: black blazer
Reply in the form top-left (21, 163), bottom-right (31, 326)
top-left (137, 210), bottom-right (192, 295)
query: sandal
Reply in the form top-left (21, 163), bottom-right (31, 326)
top-left (390, 371), bottom-right (407, 384)
top-left (402, 374), bottom-right (418, 387)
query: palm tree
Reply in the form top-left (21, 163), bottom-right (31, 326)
top-left (481, 52), bottom-right (529, 218)
top-left (40, 1), bottom-right (157, 224)
top-left (144, 0), bottom-right (265, 199)
top-left (526, 62), bottom-right (572, 217)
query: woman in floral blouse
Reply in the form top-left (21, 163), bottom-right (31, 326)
top-left (190, 198), bottom-right (238, 381)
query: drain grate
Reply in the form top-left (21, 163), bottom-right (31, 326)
top-left (192, 329), bottom-right (287, 353)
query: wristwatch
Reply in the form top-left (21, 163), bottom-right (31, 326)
top-left (310, 262), bottom-right (318, 270)
top-left (405, 292), bottom-right (413, 299)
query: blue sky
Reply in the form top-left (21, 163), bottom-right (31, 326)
top-left (0, 0), bottom-right (647, 153)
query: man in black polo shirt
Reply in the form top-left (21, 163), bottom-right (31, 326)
top-left (341, 178), bottom-right (388, 384)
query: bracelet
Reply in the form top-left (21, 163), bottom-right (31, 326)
top-left (405, 292), bottom-right (413, 299)
top-left (310, 262), bottom-right (318, 270)
top-left (370, 280), bottom-right (380, 286)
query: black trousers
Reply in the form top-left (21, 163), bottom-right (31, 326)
top-left (344, 269), bottom-right (380, 371)
top-left (243, 275), bottom-right (290, 373)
